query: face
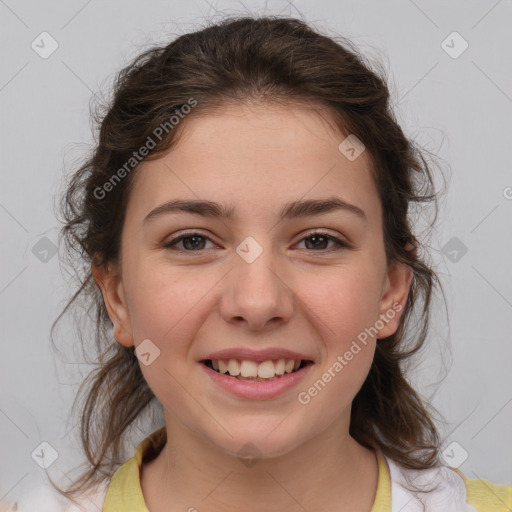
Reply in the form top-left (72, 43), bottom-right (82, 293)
top-left (93, 101), bottom-right (412, 459)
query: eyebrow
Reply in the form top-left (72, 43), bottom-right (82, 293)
top-left (143, 197), bottom-right (367, 225)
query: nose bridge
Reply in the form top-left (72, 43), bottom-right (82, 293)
top-left (221, 235), bottom-right (293, 328)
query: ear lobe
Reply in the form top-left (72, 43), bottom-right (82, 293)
top-left (92, 262), bottom-right (134, 347)
top-left (376, 260), bottom-right (413, 339)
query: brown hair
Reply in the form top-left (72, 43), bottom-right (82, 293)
top-left (49, 14), bottom-right (449, 503)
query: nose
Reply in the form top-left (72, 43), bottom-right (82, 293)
top-left (220, 248), bottom-right (294, 331)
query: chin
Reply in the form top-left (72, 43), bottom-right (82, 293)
top-left (206, 424), bottom-right (307, 462)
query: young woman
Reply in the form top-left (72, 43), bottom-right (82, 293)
top-left (12, 14), bottom-right (511, 512)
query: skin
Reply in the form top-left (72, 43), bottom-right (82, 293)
top-left (93, 101), bottom-right (413, 512)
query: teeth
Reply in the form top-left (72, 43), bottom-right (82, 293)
top-left (218, 360), bottom-right (228, 374)
top-left (257, 361), bottom-right (276, 379)
top-left (228, 359), bottom-right (240, 376)
top-left (284, 360), bottom-right (294, 373)
top-left (275, 359), bottom-right (285, 375)
top-left (209, 358), bottom-right (304, 379)
top-left (240, 360), bottom-right (258, 377)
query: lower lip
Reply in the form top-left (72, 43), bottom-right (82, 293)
top-left (199, 362), bottom-right (314, 400)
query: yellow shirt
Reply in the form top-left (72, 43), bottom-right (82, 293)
top-left (103, 428), bottom-right (511, 512)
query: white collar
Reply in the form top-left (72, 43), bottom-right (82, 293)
top-left (385, 455), bottom-right (477, 512)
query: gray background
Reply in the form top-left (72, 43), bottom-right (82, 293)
top-left (1, 0), bottom-right (511, 504)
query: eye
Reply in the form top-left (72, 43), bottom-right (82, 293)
top-left (163, 231), bottom-right (216, 252)
top-left (162, 230), bottom-right (349, 254)
top-left (295, 231), bottom-right (349, 252)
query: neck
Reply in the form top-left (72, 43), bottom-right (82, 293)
top-left (141, 413), bottom-right (379, 512)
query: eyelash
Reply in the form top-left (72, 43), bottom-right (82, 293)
top-left (162, 231), bottom-right (349, 254)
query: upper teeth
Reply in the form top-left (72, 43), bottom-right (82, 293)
top-left (211, 359), bottom-right (302, 378)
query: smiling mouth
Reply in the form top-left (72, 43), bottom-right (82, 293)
top-left (202, 359), bottom-right (314, 382)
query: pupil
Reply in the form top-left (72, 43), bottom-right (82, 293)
top-left (306, 235), bottom-right (327, 250)
top-left (184, 236), bottom-right (204, 250)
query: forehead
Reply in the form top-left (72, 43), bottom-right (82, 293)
top-left (125, 102), bottom-right (382, 228)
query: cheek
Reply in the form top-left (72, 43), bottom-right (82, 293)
top-left (297, 274), bottom-right (378, 414)
top-left (126, 261), bottom-right (208, 344)
top-left (303, 268), bottom-right (382, 347)
top-left (296, 343), bottom-right (375, 435)
top-left (125, 268), bottom-right (209, 406)
top-left (298, 269), bottom-right (380, 399)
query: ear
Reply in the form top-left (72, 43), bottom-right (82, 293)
top-left (375, 256), bottom-right (413, 339)
top-left (92, 261), bottom-right (134, 347)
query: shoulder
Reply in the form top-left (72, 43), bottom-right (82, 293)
top-left (453, 468), bottom-right (512, 512)
top-left (385, 455), bottom-right (512, 512)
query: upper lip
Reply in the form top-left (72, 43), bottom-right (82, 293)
top-left (200, 348), bottom-right (315, 363)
